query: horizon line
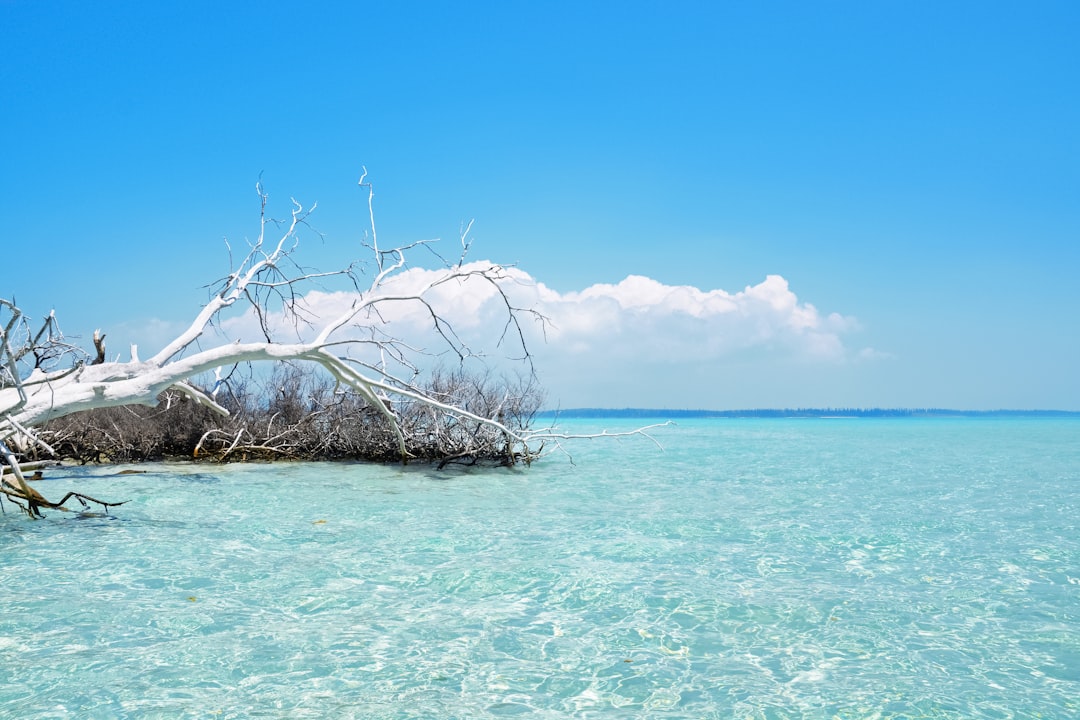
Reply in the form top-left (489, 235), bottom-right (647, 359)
top-left (537, 408), bottom-right (1080, 417)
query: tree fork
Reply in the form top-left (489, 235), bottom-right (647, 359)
top-left (0, 175), bottom-right (552, 516)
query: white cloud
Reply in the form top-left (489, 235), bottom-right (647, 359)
top-left (521, 272), bottom-right (858, 363)
top-left (193, 262), bottom-right (871, 408)
top-left (856, 346), bottom-right (892, 362)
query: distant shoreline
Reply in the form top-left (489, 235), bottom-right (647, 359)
top-left (538, 408), bottom-right (1080, 419)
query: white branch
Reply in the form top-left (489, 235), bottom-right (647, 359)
top-left (0, 174), bottom-right (579, 503)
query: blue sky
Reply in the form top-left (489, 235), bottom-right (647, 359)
top-left (3, 1), bottom-right (1078, 409)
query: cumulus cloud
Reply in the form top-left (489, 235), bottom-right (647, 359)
top-left (535, 273), bottom-right (857, 362)
top-left (208, 261), bottom-right (868, 407)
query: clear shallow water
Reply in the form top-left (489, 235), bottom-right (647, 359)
top-left (1, 418), bottom-right (1078, 719)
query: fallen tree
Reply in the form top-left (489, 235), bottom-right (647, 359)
top-left (1, 173), bottom-right (551, 517)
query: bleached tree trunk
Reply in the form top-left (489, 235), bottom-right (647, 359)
top-left (0, 175), bottom-right (546, 516)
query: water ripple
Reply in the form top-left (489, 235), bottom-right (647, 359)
top-left (1, 419), bottom-right (1079, 717)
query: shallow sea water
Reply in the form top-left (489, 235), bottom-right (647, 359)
top-left (1, 417), bottom-right (1078, 718)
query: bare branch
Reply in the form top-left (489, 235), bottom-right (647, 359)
top-left (0, 174), bottom-right (643, 518)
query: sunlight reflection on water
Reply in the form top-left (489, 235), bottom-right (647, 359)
top-left (1, 419), bottom-right (1078, 718)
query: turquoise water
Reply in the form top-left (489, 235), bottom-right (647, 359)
top-left (1, 418), bottom-right (1078, 718)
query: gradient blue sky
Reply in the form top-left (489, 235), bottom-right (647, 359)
top-left (3, 1), bottom-right (1078, 409)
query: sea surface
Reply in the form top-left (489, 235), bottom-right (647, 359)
top-left (1, 417), bottom-right (1078, 718)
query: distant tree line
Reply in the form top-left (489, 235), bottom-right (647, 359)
top-left (34, 365), bottom-right (544, 468)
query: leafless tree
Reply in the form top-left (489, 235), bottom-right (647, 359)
top-left (1, 173), bottom-right (552, 517)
